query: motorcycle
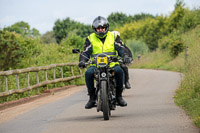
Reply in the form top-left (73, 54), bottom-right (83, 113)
top-left (72, 49), bottom-right (122, 120)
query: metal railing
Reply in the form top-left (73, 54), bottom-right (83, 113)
top-left (0, 63), bottom-right (83, 97)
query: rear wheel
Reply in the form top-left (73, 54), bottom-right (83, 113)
top-left (101, 80), bottom-right (110, 120)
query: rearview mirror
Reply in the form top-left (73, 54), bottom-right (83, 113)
top-left (72, 49), bottom-right (80, 53)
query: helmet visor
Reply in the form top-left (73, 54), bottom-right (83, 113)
top-left (96, 26), bottom-right (106, 30)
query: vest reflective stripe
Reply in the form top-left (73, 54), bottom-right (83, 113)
top-left (91, 52), bottom-right (117, 57)
top-left (88, 31), bottom-right (119, 67)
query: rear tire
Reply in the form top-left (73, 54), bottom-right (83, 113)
top-left (101, 80), bottom-right (110, 120)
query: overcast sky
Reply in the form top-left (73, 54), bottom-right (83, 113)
top-left (0, 0), bottom-right (200, 34)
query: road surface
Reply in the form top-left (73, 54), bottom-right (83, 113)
top-left (0, 69), bottom-right (199, 133)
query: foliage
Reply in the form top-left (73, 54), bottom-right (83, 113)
top-left (133, 13), bottom-right (155, 21)
top-left (60, 33), bottom-right (85, 50)
top-left (141, 17), bottom-right (167, 50)
top-left (3, 21), bottom-right (40, 37)
top-left (166, 0), bottom-right (186, 33)
top-left (118, 16), bottom-right (167, 51)
top-left (31, 28), bottom-right (40, 37)
top-left (107, 12), bottom-right (154, 31)
top-left (159, 30), bottom-right (185, 58)
top-left (0, 31), bottom-right (82, 103)
top-left (41, 31), bottom-right (57, 44)
top-left (174, 25), bottom-right (200, 127)
top-left (126, 39), bottom-right (149, 58)
top-left (107, 12), bottom-right (133, 30)
top-left (179, 8), bottom-right (200, 32)
top-left (116, 0), bottom-right (189, 51)
top-left (168, 40), bottom-right (184, 58)
top-left (131, 24), bottom-right (200, 127)
top-left (131, 49), bottom-right (173, 69)
top-left (53, 17), bottom-right (92, 43)
top-left (0, 30), bottom-right (40, 71)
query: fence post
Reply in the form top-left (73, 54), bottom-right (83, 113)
top-left (53, 68), bottom-right (56, 80)
top-left (16, 74), bottom-right (20, 99)
top-left (185, 46), bottom-right (188, 62)
top-left (27, 72), bottom-right (30, 96)
top-left (137, 54), bottom-right (141, 61)
top-left (4, 76), bottom-right (8, 101)
top-left (184, 46), bottom-right (189, 69)
top-left (53, 68), bottom-right (56, 88)
top-left (16, 74), bottom-right (19, 90)
top-left (45, 70), bottom-right (48, 90)
top-left (79, 68), bottom-right (82, 75)
top-left (4, 76), bottom-right (8, 92)
top-left (36, 72), bottom-right (39, 93)
top-left (60, 67), bottom-right (63, 78)
top-left (70, 66), bottom-right (74, 76)
top-left (45, 70), bottom-right (48, 81)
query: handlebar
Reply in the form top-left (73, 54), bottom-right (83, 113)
top-left (83, 56), bottom-right (123, 67)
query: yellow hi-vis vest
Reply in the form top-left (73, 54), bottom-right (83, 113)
top-left (88, 31), bottom-right (119, 67)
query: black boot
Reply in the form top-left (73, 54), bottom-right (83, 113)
top-left (125, 81), bottom-right (131, 89)
top-left (85, 91), bottom-right (97, 109)
top-left (116, 89), bottom-right (127, 107)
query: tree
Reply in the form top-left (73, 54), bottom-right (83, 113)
top-left (107, 12), bottom-right (133, 30)
top-left (107, 12), bottom-right (154, 31)
top-left (167, 0), bottom-right (186, 33)
top-left (4, 21), bottom-right (40, 37)
top-left (133, 13), bottom-right (155, 21)
top-left (41, 31), bottom-right (57, 44)
top-left (175, 0), bottom-right (185, 8)
top-left (0, 30), bottom-right (40, 70)
top-left (31, 28), bottom-right (40, 37)
top-left (53, 17), bottom-right (92, 43)
top-left (4, 21), bottom-right (30, 36)
top-left (60, 34), bottom-right (84, 50)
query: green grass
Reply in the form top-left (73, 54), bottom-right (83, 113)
top-left (131, 50), bottom-right (175, 70)
top-left (130, 25), bottom-right (200, 127)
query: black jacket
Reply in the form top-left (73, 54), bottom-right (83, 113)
top-left (122, 42), bottom-right (133, 59)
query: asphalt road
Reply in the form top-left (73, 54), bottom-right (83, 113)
top-left (0, 69), bottom-right (199, 133)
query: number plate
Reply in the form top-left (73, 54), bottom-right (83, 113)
top-left (97, 57), bottom-right (107, 65)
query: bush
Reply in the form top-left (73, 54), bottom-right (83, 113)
top-left (60, 34), bottom-right (85, 50)
top-left (169, 40), bottom-right (184, 57)
top-left (41, 31), bottom-right (57, 44)
top-left (118, 16), bottom-right (167, 51)
top-left (126, 39), bottom-right (149, 58)
top-left (180, 8), bottom-right (200, 32)
top-left (0, 30), bottom-right (40, 70)
top-left (159, 30), bottom-right (185, 58)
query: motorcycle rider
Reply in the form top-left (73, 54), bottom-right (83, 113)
top-left (112, 31), bottom-right (133, 89)
top-left (78, 16), bottom-right (131, 109)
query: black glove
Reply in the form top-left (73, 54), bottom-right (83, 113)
top-left (78, 61), bottom-right (86, 68)
top-left (124, 57), bottom-right (132, 64)
top-left (123, 54), bottom-right (132, 64)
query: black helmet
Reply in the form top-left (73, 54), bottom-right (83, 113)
top-left (92, 16), bottom-right (109, 38)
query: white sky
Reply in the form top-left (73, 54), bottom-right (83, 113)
top-left (0, 0), bottom-right (199, 34)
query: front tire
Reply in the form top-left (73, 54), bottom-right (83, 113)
top-left (101, 80), bottom-right (110, 120)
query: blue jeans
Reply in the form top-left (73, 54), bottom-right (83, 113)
top-left (85, 65), bottom-right (124, 93)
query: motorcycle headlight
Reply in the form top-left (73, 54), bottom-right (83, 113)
top-left (101, 72), bottom-right (106, 77)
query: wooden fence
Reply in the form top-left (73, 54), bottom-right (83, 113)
top-left (0, 63), bottom-right (83, 97)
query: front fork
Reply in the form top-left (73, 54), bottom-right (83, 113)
top-left (96, 78), bottom-right (116, 112)
top-left (95, 69), bottom-right (116, 112)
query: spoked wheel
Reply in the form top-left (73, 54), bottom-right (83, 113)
top-left (101, 80), bottom-right (110, 120)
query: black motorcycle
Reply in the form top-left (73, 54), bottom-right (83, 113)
top-left (73, 49), bottom-right (121, 120)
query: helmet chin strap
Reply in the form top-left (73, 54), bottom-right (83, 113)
top-left (98, 31), bottom-right (106, 36)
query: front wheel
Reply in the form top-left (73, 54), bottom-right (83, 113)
top-left (101, 80), bottom-right (110, 120)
